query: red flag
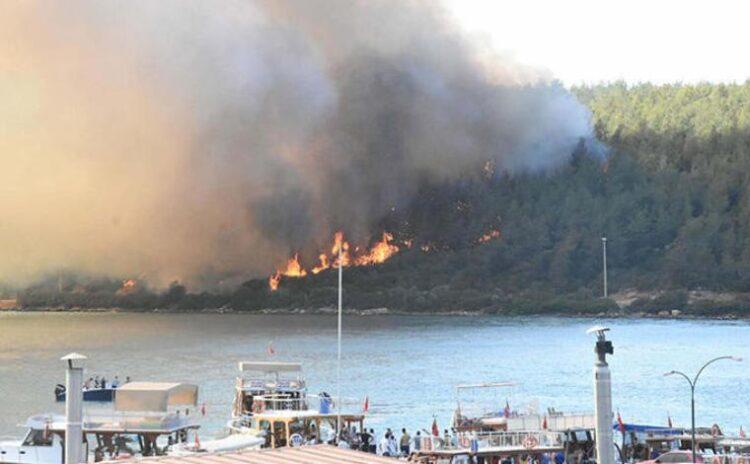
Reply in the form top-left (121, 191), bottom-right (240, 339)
top-left (503, 400), bottom-right (511, 418)
top-left (266, 341), bottom-right (275, 356)
top-left (432, 418), bottom-right (440, 437)
top-left (542, 416), bottom-right (548, 430)
top-left (617, 411), bottom-right (625, 434)
top-left (667, 413), bottom-right (673, 428)
top-left (741, 426), bottom-right (746, 438)
top-left (363, 396), bottom-right (369, 413)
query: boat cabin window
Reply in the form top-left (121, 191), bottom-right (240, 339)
top-left (273, 421), bottom-right (287, 447)
top-left (23, 429), bottom-right (53, 447)
top-left (259, 420), bottom-right (272, 447)
top-left (242, 394), bottom-right (255, 414)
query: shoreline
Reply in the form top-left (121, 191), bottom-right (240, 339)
top-left (4, 305), bottom-right (749, 321)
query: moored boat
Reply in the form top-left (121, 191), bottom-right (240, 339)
top-left (228, 361), bottom-right (367, 449)
top-left (2, 382), bottom-right (200, 464)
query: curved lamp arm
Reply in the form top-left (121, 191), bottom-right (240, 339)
top-left (693, 356), bottom-right (742, 386)
top-left (664, 370), bottom-right (694, 389)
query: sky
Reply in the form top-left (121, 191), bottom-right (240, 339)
top-left (444, 0), bottom-right (750, 86)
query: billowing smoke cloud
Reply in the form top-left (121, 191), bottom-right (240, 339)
top-left (0, 0), bottom-right (593, 288)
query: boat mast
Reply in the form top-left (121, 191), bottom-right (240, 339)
top-left (336, 241), bottom-right (343, 441)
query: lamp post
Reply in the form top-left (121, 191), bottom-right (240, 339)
top-left (664, 356), bottom-right (742, 463)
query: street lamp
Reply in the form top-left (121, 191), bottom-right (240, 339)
top-left (664, 356), bottom-right (742, 463)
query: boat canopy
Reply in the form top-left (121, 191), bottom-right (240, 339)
top-left (238, 361), bottom-right (302, 373)
top-left (114, 382), bottom-right (198, 412)
top-left (614, 423), bottom-right (684, 434)
top-left (455, 382), bottom-right (516, 391)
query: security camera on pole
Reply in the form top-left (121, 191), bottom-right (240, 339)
top-left (587, 326), bottom-right (614, 464)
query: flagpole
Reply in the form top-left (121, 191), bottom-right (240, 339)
top-left (336, 241), bottom-right (342, 442)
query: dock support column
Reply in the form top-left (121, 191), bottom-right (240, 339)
top-left (62, 353), bottom-right (87, 464)
top-left (588, 327), bottom-right (614, 464)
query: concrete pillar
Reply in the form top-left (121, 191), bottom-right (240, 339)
top-left (588, 327), bottom-right (614, 464)
top-left (61, 353), bottom-right (87, 464)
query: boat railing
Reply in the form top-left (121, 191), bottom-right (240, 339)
top-left (252, 393), bottom-right (364, 415)
top-left (420, 430), bottom-right (566, 452)
top-left (82, 411), bottom-right (199, 432)
top-left (238, 378), bottom-right (306, 392)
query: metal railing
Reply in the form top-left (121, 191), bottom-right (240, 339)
top-left (419, 430), bottom-right (565, 452)
top-left (82, 412), bottom-right (198, 431)
top-left (251, 394), bottom-right (364, 415)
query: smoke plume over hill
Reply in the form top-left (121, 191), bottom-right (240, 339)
top-left (0, 0), bottom-right (593, 288)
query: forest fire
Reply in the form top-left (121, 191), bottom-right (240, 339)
top-left (268, 254), bottom-right (307, 291)
top-left (269, 231), bottom-right (399, 291)
top-left (353, 232), bottom-right (399, 266)
top-left (477, 229), bottom-right (501, 243)
top-left (116, 278), bottom-right (139, 295)
top-left (269, 228), bottom-right (502, 290)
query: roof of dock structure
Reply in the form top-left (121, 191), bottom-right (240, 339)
top-left (111, 445), bottom-right (396, 464)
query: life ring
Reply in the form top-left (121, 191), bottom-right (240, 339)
top-left (711, 456), bottom-right (721, 464)
top-left (522, 435), bottom-right (539, 450)
top-left (460, 436), bottom-right (470, 448)
top-left (737, 457), bottom-right (745, 464)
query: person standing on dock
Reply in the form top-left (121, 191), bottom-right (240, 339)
top-left (414, 431), bottom-right (421, 452)
top-left (400, 428), bottom-right (410, 456)
top-left (377, 432), bottom-right (390, 456)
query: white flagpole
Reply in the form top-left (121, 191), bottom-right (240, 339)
top-left (336, 242), bottom-right (343, 441)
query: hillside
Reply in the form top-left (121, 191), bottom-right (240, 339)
top-left (17, 82), bottom-right (750, 315)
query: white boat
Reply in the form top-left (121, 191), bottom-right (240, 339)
top-left (169, 433), bottom-right (264, 455)
top-left (411, 381), bottom-right (597, 462)
top-left (228, 361), bottom-right (367, 449)
top-left (0, 382), bottom-right (200, 464)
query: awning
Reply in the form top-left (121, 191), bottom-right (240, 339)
top-left (114, 382), bottom-right (198, 412)
top-left (239, 361), bottom-right (302, 373)
top-left (106, 444), bottom-right (396, 464)
top-left (615, 423), bottom-right (684, 434)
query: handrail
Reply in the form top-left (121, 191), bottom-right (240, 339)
top-left (250, 393), bottom-right (364, 415)
top-left (419, 429), bottom-right (566, 451)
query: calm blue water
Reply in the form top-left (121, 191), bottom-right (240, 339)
top-left (0, 312), bottom-right (748, 439)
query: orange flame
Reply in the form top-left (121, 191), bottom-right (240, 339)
top-left (331, 231), bottom-right (351, 267)
top-left (311, 254), bottom-right (330, 274)
top-left (268, 253), bottom-right (307, 291)
top-left (268, 231), bottom-right (403, 291)
top-left (269, 272), bottom-right (281, 291)
top-left (116, 278), bottom-right (139, 295)
top-left (354, 232), bottom-right (399, 266)
top-left (477, 229), bottom-right (501, 243)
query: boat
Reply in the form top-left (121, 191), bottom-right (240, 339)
top-left (1, 382), bottom-right (200, 464)
top-left (228, 361), bottom-right (367, 449)
top-left (412, 382), bottom-right (596, 464)
top-left (54, 384), bottom-right (116, 402)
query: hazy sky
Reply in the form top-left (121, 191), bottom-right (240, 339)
top-left (445, 0), bottom-right (750, 85)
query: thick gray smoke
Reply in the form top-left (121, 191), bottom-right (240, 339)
top-left (0, 0), bottom-right (593, 288)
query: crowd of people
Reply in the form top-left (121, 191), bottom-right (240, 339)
top-left (332, 426), bottom-right (459, 457)
top-left (83, 375), bottom-right (130, 390)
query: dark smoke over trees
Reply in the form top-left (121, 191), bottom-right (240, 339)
top-left (0, 0), bottom-right (592, 288)
top-left (17, 82), bottom-right (750, 316)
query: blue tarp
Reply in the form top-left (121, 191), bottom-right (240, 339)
top-left (614, 423), bottom-right (685, 434)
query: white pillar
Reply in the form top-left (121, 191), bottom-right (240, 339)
top-left (588, 327), bottom-right (614, 464)
top-left (595, 362), bottom-right (614, 464)
top-left (602, 237), bottom-right (608, 298)
top-left (62, 353), bottom-right (87, 464)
